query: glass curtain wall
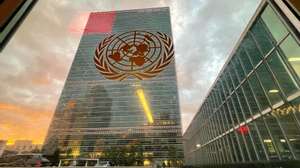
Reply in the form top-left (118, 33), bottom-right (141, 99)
top-left (184, 1), bottom-right (300, 166)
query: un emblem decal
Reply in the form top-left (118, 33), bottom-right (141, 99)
top-left (94, 31), bottom-right (174, 81)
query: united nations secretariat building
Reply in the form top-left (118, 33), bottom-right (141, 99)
top-left (184, 0), bottom-right (300, 167)
top-left (43, 7), bottom-right (184, 166)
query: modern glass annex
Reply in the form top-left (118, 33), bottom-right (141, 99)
top-left (184, 0), bottom-right (300, 167)
top-left (43, 7), bottom-right (183, 166)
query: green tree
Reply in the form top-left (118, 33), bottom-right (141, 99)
top-left (135, 146), bottom-right (144, 166)
top-left (168, 146), bottom-right (181, 167)
top-left (44, 148), bottom-right (60, 166)
top-left (102, 145), bottom-right (144, 166)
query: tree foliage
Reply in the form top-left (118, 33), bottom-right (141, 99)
top-left (102, 145), bottom-right (144, 166)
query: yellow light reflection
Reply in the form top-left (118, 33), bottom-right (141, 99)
top-left (269, 89), bottom-right (279, 93)
top-left (136, 89), bottom-right (154, 124)
top-left (6, 140), bottom-right (14, 145)
top-left (143, 159), bottom-right (151, 166)
top-left (71, 148), bottom-right (80, 158)
top-left (288, 57), bottom-right (300, 62)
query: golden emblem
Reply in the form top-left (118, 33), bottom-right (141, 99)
top-left (94, 31), bottom-right (174, 81)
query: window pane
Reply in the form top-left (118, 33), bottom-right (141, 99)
top-left (213, 90), bottom-right (221, 108)
top-left (243, 33), bottom-right (263, 66)
top-left (267, 51), bottom-right (299, 96)
top-left (264, 113), bottom-right (293, 160)
top-left (236, 130), bottom-right (251, 161)
top-left (218, 109), bottom-right (226, 133)
top-left (221, 106), bottom-right (230, 130)
top-left (223, 139), bottom-right (230, 163)
top-left (232, 93), bottom-right (245, 122)
top-left (248, 122), bottom-right (268, 160)
top-left (209, 94), bottom-right (217, 111)
top-left (255, 117), bottom-right (280, 160)
top-left (226, 134), bottom-right (238, 162)
top-left (238, 48), bottom-right (253, 75)
top-left (215, 115), bottom-right (222, 137)
top-left (256, 64), bottom-right (283, 105)
top-left (249, 74), bottom-right (270, 111)
top-left (217, 82), bottom-right (226, 102)
top-left (242, 126), bottom-right (258, 161)
top-left (232, 56), bottom-right (246, 82)
top-left (236, 87), bottom-right (252, 119)
top-left (250, 18), bottom-right (275, 55)
top-left (228, 98), bottom-right (239, 126)
top-left (230, 132), bottom-right (243, 162)
top-left (273, 100), bottom-right (300, 159)
top-left (243, 81), bottom-right (260, 115)
top-left (280, 35), bottom-right (300, 78)
top-left (224, 103), bottom-right (234, 128)
top-left (221, 77), bottom-right (230, 97)
top-left (261, 5), bottom-right (288, 42)
top-left (229, 63), bottom-right (240, 87)
top-left (225, 70), bottom-right (234, 93)
top-left (215, 111), bottom-right (223, 135)
top-left (225, 134), bottom-right (236, 162)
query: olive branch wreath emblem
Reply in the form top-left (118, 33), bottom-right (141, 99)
top-left (94, 31), bottom-right (174, 81)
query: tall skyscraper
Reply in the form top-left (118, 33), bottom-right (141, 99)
top-left (43, 7), bottom-right (183, 166)
top-left (184, 0), bottom-right (300, 167)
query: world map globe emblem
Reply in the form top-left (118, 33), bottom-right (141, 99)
top-left (94, 30), bottom-right (174, 81)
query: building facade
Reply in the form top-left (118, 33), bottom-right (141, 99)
top-left (5, 140), bottom-right (42, 154)
top-left (43, 7), bottom-right (183, 166)
top-left (184, 0), bottom-right (300, 167)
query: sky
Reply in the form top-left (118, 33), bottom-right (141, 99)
top-left (0, 0), bottom-right (260, 145)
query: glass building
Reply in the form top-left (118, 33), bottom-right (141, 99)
top-left (183, 0), bottom-right (300, 167)
top-left (43, 7), bottom-right (183, 166)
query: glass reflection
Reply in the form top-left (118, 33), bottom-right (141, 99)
top-left (261, 5), bottom-right (288, 42)
top-left (237, 48), bottom-right (253, 75)
top-left (232, 56), bottom-right (246, 82)
top-left (249, 74), bottom-right (270, 111)
top-left (250, 18), bottom-right (275, 55)
top-left (242, 33), bottom-right (262, 66)
top-left (256, 64), bottom-right (283, 105)
top-left (264, 113), bottom-right (293, 160)
top-left (272, 99), bottom-right (300, 159)
top-left (267, 51), bottom-right (299, 96)
top-left (247, 122), bottom-right (268, 160)
top-left (256, 117), bottom-right (280, 160)
top-left (236, 87), bottom-right (252, 119)
top-left (280, 35), bottom-right (300, 78)
top-left (242, 81), bottom-right (260, 115)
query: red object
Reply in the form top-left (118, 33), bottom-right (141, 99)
top-left (84, 12), bottom-right (116, 34)
top-left (132, 57), bottom-right (145, 66)
top-left (109, 52), bottom-right (122, 62)
top-left (35, 160), bottom-right (42, 167)
top-left (238, 125), bottom-right (249, 135)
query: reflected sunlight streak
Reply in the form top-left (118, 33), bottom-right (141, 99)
top-left (136, 88), bottom-right (154, 124)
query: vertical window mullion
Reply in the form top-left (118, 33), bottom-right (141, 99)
top-left (246, 74), bottom-right (282, 160)
top-left (230, 95), bottom-right (252, 161)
